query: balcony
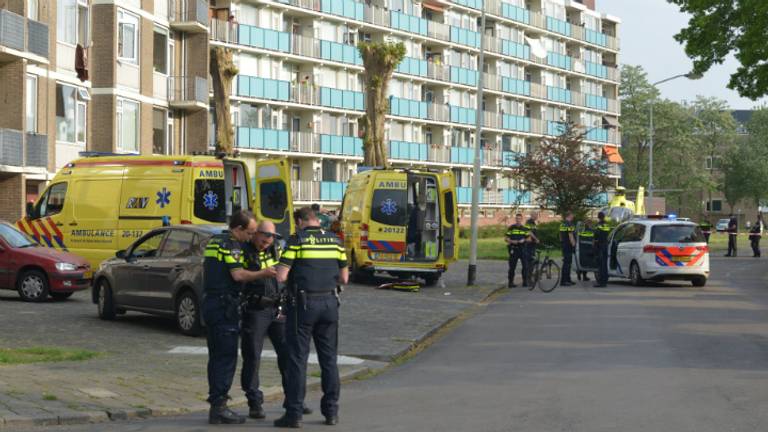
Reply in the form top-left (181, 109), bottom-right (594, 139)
top-left (456, 187), bottom-right (531, 206)
top-left (168, 76), bottom-right (208, 110)
top-left (0, 129), bottom-right (47, 170)
top-left (0, 9), bottom-right (48, 64)
top-left (169, 0), bottom-right (208, 33)
top-left (292, 180), bottom-right (348, 203)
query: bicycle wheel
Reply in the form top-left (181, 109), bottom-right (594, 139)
top-left (528, 262), bottom-right (540, 291)
top-left (538, 260), bottom-right (561, 293)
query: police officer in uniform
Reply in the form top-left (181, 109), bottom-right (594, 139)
top-left (505, 213), bottom-right (531, 288)
top-left (726, 214), bottom-right (738, 257)
top-left (274, 207), bottom-right (348, 428)
top-left (577, 220), bottom-right (595, 282)
top-left (203, 210), bottom-right (267, 425)
top-left (559, 212), bottom-right (576, 286)
top-left (749, 214), bottom-right (763, 258)
top-left (699, 219), bottom-right (712, 244)
top-left (240, 220), bottom-right (313, 419)
top-left (593, 212), bottom-right (611, 288)
top-left (524, 213), bottom-right (540, 277)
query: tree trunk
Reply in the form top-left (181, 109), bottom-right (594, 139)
top-left (210, 47), bottom-right (238, 154)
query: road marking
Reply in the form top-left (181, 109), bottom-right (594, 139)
top-left (167, 346), bottom-right (365, 365)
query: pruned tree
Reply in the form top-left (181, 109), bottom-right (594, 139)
top-left (357, 42), bottom-right (406, 168)
top-left (210, 47), bottom-right (239, 154)
top-left (515, 122), bottom-right (613, 219)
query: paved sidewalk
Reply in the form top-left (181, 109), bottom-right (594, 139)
top-left (0, 260), bottom-right (506, 430)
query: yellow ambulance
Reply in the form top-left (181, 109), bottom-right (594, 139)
top-left (339, 168), bottom-right (459, 285)
top-left (16, 154), bottom-right (293, 267)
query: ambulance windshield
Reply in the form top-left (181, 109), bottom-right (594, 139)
top-left (194, 179), bottom-right (227, 223)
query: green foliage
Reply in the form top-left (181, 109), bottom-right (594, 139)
top-left (668, 0), bottom-right (768, 99)
top-left (515, 122), bottom-right (612, 218)
top-left (720, 108), bottom-right (768, 209)
top-left (534, 221), bottom-right (562, 249)
top-left (0, 347), bottom-right (101, 364)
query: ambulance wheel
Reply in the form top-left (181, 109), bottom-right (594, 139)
top-left (97, 279), bottom-right (116, 320)
top-left (17, 269), bottom-right (49, 302)
top-left (423, 273), bottom-right (440, 286)
top-left (691, 276), bottom-right (707, 287)
top-left (630, 262), bottom-right (645, 287)
top-left (176, 290), bottom-right (202, 336)
top-left (350, 254), bottom-right (372, 284)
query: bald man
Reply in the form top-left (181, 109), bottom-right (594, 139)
top-left (240, 221), bottom-right (305, 419)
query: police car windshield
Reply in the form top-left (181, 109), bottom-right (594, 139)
top-left (371, 189), bottom-right (407, 226)
top-left (0, 224), bottom-right (37, 248)
top-left (194, 180), bottom-right (227, 223)
top-left (651, 225), bottom-right (703, 243)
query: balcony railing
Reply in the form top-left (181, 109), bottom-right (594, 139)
top-left (168, 75), bottom-right (208, 109)
top-left (0, 129), bottom-right (47, 168)
top-left (292, 180), bottom-right (348, 202)
top-left (0, 9), bottom-right (48, 62)
top-left (169, 0), bottom-right (208, 32)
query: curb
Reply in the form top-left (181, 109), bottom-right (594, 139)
top-left (0, 365), bottom-right (376, 431)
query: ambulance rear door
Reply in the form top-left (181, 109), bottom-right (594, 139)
top-left (252, 159), bottom-right (294, 239)
top-left (438, 172), bottom-right (459, 262)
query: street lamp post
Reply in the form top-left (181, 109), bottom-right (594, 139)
top-left (647, 72), bottom-right (702, 210)
top-left (467, 6), bottom-right (486, 286)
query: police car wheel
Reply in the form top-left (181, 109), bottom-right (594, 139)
top-left (97, 279), bottom-right (116, 320)
top-left (17, 270), bottom-right (49, 302)
top-left (691, 276), bottom-right (707, 287)
top-left (176, 290), bottom-right (202, 336)
top-left (630, 262), bottom-right (644, 287)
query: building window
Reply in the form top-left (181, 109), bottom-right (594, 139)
top-left (153, 108), bottom-right (168, 154)
top-left (28, 0), bottom-right (38, 20)
top-left (707, 200), bottom-right (723, 212)
top-left (118, 10), bottom-right (139, 63)
top-left (57, 0), bottom-right (88, 45)
top-left (117, 98), bottom-right (139, 153)
top-left (322, 160), bottom-right (336, 181)
top-left (153, 27), bottom-right (169, 74)
top-left (56, 84), bottom-right (76, 143)
top-left (25, 75), bottom-right (37, 133)
top-left (76, 102), bottom-right (86, 144)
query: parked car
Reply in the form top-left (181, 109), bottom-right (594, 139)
top-left (92, 224), bottom-right (226, 336)
top-left (0, 221), bottom-right (91, 302)
top-left (716, 219), bottom-right (730, 232)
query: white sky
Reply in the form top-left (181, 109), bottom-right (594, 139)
top-left (599, 0), bottom-right (766, 110)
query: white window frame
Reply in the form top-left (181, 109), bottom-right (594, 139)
top-left (76, 101), bottom-right (87, 145)
top-left (118, 10), bottom-right (140, 64)
top-left (55, 83), bottom-right (87, 145)
top-left (25, 74), bottom-right (37, 133)
top-left (153, 26), bottom-right (170, 75)
top-left (116, 98), bottom-right (140, 153)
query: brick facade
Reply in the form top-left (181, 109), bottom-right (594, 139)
top-left (0, 174), bottom-right (25, 221)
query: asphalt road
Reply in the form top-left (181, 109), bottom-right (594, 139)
top-left (28, 256), bottom-right (768, 432)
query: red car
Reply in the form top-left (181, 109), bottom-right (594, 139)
top-left (0, 221), bottom-right (92, 302)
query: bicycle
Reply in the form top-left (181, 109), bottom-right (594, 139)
top-left (528, 247), bottom-right (561, 293)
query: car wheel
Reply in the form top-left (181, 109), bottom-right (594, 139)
top-left (97, 279), bottom-right (116, 320)
top-left (630, 262), bottom-right (645, 287)
top-left (691, 276), bottom-right (707, 287)
top-left (176, 290), bottom-right (203, 336)
top-left (17, 269), bottom-right (49, 302)
top-left (50, 292), bottom-right (74, 301)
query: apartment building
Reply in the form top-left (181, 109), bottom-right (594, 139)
top-left (2, 0), bottom-right (621, 223)
top-left (208, 0), bottom-right (622, 222)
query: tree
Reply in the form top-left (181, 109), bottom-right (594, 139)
top-left (619, 65), bottom-right (659, 187)
top-left (721, 108), bottom-right (768, 210)
top-left (720, 144), bottom-right (751, 213)
top-left (515, 122), bottom-right (613, 218)
top-left (357, 42), bottom-right (406, 168)
top-left (210, 47), bottom-right (239, 154)
top-left (668, 0), bottom-right (768, 99)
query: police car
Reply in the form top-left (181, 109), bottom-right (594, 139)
top-left (576, 216), bottom-right (709, 287)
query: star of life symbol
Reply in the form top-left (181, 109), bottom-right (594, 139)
top-left (156, 187), bottom-right (171, 208)
top-left (381, 199), bottom-right (398, 216)
top-left (203, 190), bottom-right (219, 211)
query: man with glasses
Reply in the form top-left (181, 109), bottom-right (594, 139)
top-left (203, 210), bottom-right (269, 424)
top-left (240, 221), bottom-right (313, 420)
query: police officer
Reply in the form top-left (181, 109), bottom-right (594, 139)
top-left (203, 210), bottom-right (268, 425)
top-left (749, 214), bottom-right (763, 258)
top-left (559, 212), bottom-right (576, 286)
top-left (505, 213), bottom-right (531, 288)
top-left (577, 220), bottom-right (595, 282)
top-left (726, 214), bottom-right (738, 257)
top-left (593, 212), bottom-right (611, 288)
top-left (524, 213), bottom-right (540, 275)
top-left (240, 220), bottom-right (313, 419)
top-left (274, 207), bottom-right (348, 428)
top-left (699, 219), bottom-right (713, 244)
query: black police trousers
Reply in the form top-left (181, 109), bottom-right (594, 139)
top-left (241, 306), bottom-right (288, 407)
top-left (284, 294), bottom-right (339, 419)
top-left (751, 237), bottom-right (761, 257)
top-left (561, 247), bottom-right (574, 284)
top-left (727, 234), bottom-right (738, 256)
top-left (202, 295), bottom-right (240, 405)
top-left (597, 246), bottom-right (609, 285)
top-left (508, 246), bottom-right (529, 285)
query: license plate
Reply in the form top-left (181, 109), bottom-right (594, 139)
top-left (674, 256), bottom-right (692, 262)
top-left (83, 270), bottom-right (93, 279)
top-left (372, 252), bottom-right (401, 262)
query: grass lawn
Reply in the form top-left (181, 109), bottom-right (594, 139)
top-left (0, 347), bottom-right (100, 365)
top-left (459, 237), bottom-right (563, 260)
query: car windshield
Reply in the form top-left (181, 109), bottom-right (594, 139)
top-left (0, 224), bottom-right (37, 248)
top-left (651, 225), bottom-right (703, 243)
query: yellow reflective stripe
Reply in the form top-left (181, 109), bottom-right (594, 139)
top-left (339, 252), bottom-right (348, 261)
top-left (203, 249), bottom-right (219, 258)
top-left (223, 255), bottom-right (243, 264)
top-left (298, 244), bottom-right (342, 249)
top-left (282, 249), bottom-right (297, 260)
top-left (297, 250), bottom-right (345, 259)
